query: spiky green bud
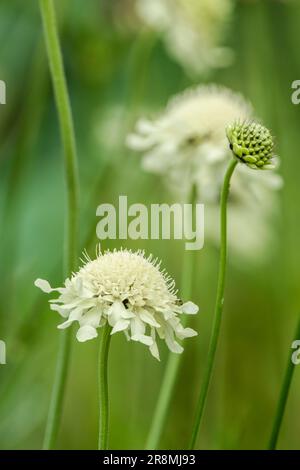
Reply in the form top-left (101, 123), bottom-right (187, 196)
top-left (226, 121), bottom-right (275, 170)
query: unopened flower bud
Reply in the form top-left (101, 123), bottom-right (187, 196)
top-left (226, 121), bottom-right (275, 170)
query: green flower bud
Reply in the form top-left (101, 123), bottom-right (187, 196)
top-left (226, 121), bottom-right (276, 170)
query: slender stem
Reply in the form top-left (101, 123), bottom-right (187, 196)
top-left (98, 325), bottom-right (112, 450)
top-left (43, 329), bottom-right (72, 449)
top-left (39, 0), bottom-right (79, 449)
top-left (146, 185), bottom-right (197, 450)
top-left (268, 317), bottom-right (300, 449)
top-left (39, 0), bottom-right (79, 273)
top-left (189, 158), bottom-right (237, 449)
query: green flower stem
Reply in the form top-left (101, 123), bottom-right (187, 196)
top-left (146, 185), bottom-right (197, 450)
top-left (268, 317), bottom-right (300, 450)
top-left (98, 325), bottom-right (112, 450)
top-left (39, 0), bottom-right (79, 450)
top-left (189, 158), bottom-right (237, 449)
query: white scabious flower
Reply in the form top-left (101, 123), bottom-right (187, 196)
top-left (127, 85), bottom-right (283, 262)
top-left (127, 85), bottom-right (253, 195)
top-left (35, 249), bottom-right (199, 360)
top-left (135, 0), bottom-right (234, 75)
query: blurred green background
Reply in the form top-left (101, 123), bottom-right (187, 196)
top-left (0, 0), bottom-right (300, 450)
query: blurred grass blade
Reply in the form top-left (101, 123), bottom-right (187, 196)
top-left (269, 317), bottom-right (300, 449)
top-left (39, 0), bottom-right (79, 449)
top-left (146, 184), bottom-right (197, 450)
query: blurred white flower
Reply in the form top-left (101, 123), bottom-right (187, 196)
top-left (127, 85), bottom-right (283, 262)
top-left (35, 248), bottom-right (198, 360)
top-left (135, 0), bottom-right (234, 75)
top-left (127, 85), bottom-right (252, 195)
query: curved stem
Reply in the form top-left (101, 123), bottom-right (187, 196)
top-left (98, 325), bottom-right (112, 450)
top-left (146, 185), bottom-right (197, 450)
top-left (268, 317), bottom-right (300, 449)
top-left (189, 158), bottom-right (237, 449)
top-left (39, 0), bottom-right (79, 449)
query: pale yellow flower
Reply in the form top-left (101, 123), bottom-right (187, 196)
top-left (35, 248), bottom-right (199, 360)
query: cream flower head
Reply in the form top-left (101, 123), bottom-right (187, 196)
top-left (127, 84), bottom-right (252, 195)
top-left (127, 85), bottom-right (283, 263)
top-left (35, 248), bottom-right (198, 360)
top-left (136, 0), bottom-right (234, 75)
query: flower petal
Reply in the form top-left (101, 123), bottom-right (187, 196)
top-left (176, 327), bottom-right (198, 339)
top-left (57, 307), bottom-right (83, 329)
top-left (107, 301), bottom-right (127, 326)
top-left (124, 330), bottom-right (130, 341)
top-left (50, 303), bottom-right (69, 318)
top-left (139, 310), bottom-right (160, 327)
top-left (149, 328), bottom-right (160, 361)
top-left (130, 317), bottom-right (145, 337)
top-left (121, 309), bottom-right (136, 319)
top-left (136, 118), bottom-right (157, 134)
top-left (80, 308), bottom-right (101, 328)
top-left (34, 279), bottom-right (53, 293)
top-left (166, 337), bottom-right (184, 354)
top-left (182, 327), bottom-right (197, 337)
top-left (59, 298), bottom-right (96, 310)
top-left (131, 334), bottom-right (153, 346)
top-left (181, 301), bottom-right (199, 314)
top-left (111, 319), bottom-right (130, 335)
top-left (76, 325), bottom-right (98, 342)
top-left (149, 341), bottom-right (160, 361)
top-left (165, 326), bottom-right (184, 353)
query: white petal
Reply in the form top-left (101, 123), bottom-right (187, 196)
top-left (181, 301), bottom-right (199, 315)
top-left (156, 327), bottom-right (165, 339)
top-left (34, 279), bottom-right (53, 293)
top-left (183, 327), bottom-right (197, 337)
top-left (107, 301), bottom-right (127, 326)
top-left (159, 309), bottom-right (173, 320)
top-left (126, 133), bottom-right (153, 151)
top-left (61, 298), bottom-right (96, 310)
top-left (50, 304), bottom-right (69, 318)
top-left (74, 277), bottom-right (83, 294)
top-left (75, 278), bottom-right (94, 298)
top-left (76, 325), bottom-right (98, 342)
top-left (131, 334), bottom-right (153, 346)
top-left (111, 319), bottom-right (130, 335)
top-left (130, 317), bottom-right (145, 337)
top-left (165, 327), bottom-right (184, 353)
top-left (136, 118), bottom-right (156, 134)
top-left (57, 307), bottom-right (83, 329)
top-left (124, 330), bottom-right (130, 341)
top-left (80, 308), bottom-right (101, 328)
top-left (177, 327), bottom-right (198, 339)
top-left (149, 342), bottom-right (160, 361)
top-left (149, 329), bottom-right (160, 360)
top-left (166, 338), bottom-right (184, 354)
top-left (121, 309), bottom-right (136, 319)
top-left (139, 310), bottom-right (160, 327)
top-left (57, 320), bottom-right (72, 330)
